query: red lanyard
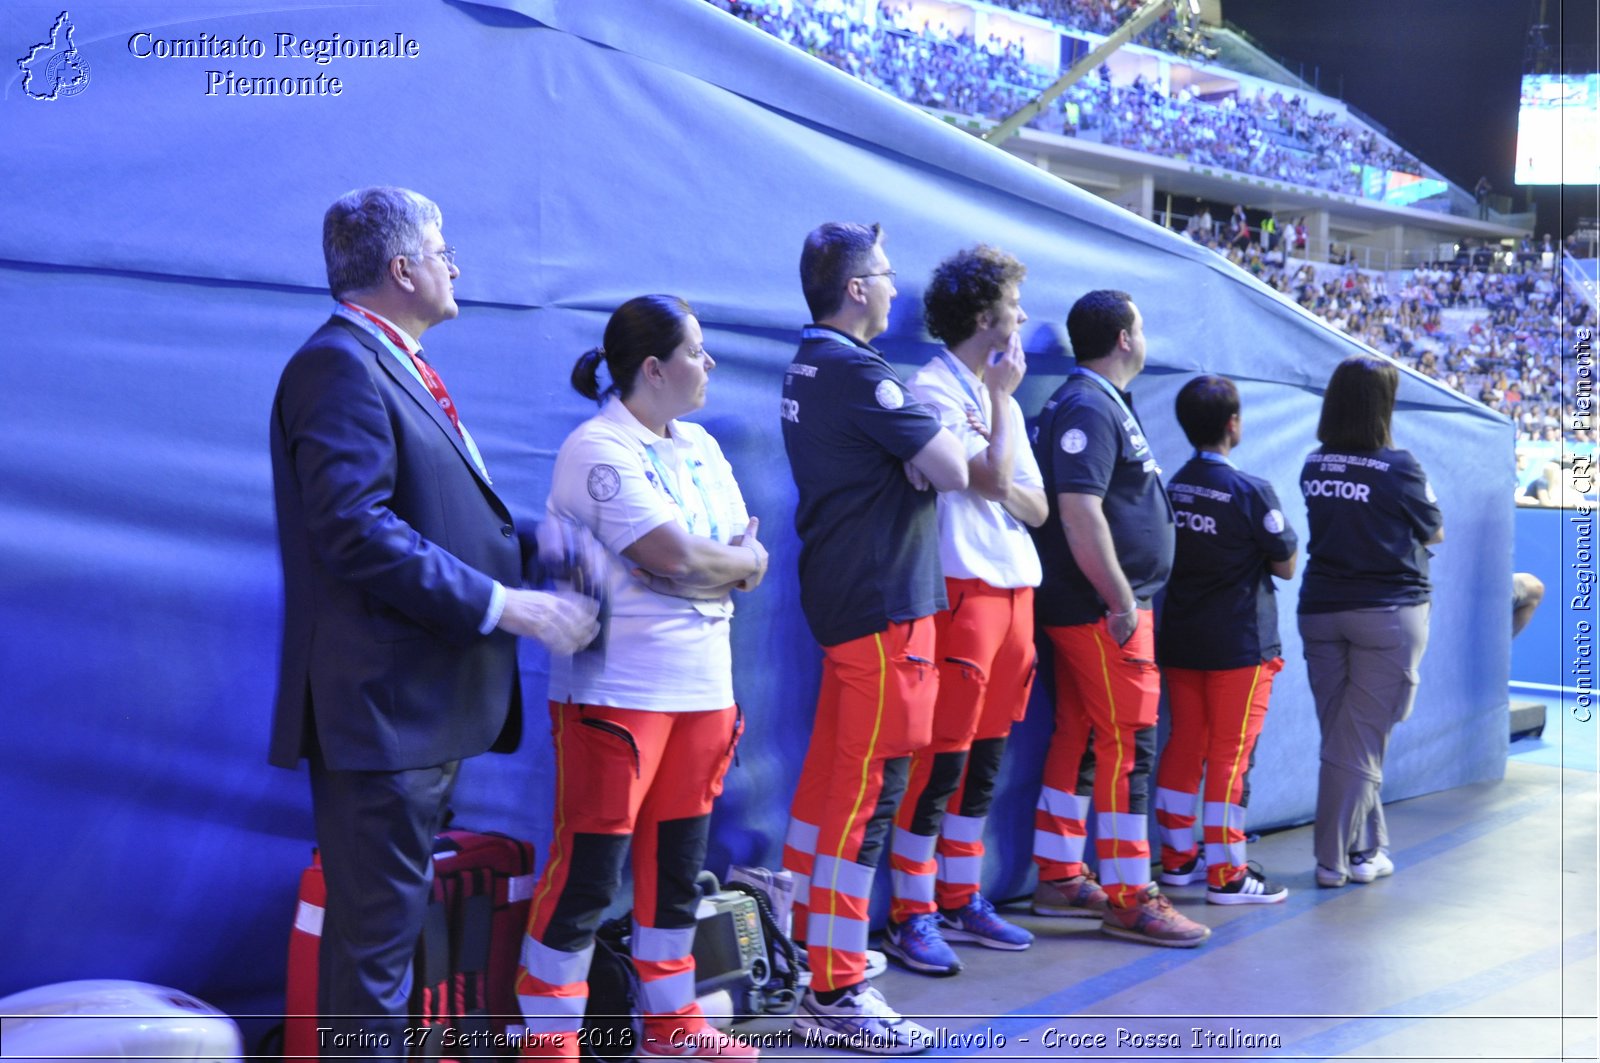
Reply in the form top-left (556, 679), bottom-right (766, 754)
top-left (406, 353), bottom-right (462, 435)
top-left (341, 302), bottom-right (463, 436)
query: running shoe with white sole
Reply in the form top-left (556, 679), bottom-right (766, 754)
top-left (937, 893), bottom-right (1033, 949)
top-left (1206, 866), bottom-right (1288, 905)
top-left (882, 913), bottom-right (962, 976)
top-left (1158, 854), bottom-right (1207, 886)
top-left (1349, 849), bottom-right (1394, 883)
top-left (794, 983), bottom-right (933, 1055)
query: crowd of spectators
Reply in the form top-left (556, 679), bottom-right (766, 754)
top-left (705, 0), bottom-right (1588, 442)
top-left (961, 0), bottom-right (1175, 49)
top-left (708, 0), bottom-right (1433, 201)
top-left (983, 0), bottom-right (1133, 36)
top-left (1196, 229), bottom-right (1595, 444)
top-left (709, 0), bottom-right (1058, 119)
top-left (1050, 76), bottom-right (1426, 197)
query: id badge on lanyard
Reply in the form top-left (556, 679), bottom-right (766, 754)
top-left (643, 441), bottom-right (721, 543)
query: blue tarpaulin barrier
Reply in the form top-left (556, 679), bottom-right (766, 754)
top-left (1, 0), bottom-right (1512, 1018)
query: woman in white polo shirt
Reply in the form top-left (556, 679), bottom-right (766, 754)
top-left (514, 295), bottom-right (766, 1063)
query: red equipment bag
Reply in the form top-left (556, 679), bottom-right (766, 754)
top-left (283, 856), bottom-right (326, 1062)
top-left (282, 830), bottom-right (537, 1062)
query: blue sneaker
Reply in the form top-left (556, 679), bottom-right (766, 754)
top-left (938, 893), bottom-right (1034, 951)
top-left (882, 913), bottom-right (962, 976)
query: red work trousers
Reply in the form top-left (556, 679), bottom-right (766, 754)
top-left (1036, 612), bottom-right (1160, 908)
top-left (516, 701), bottom-right (740, 1060)
top-left (890, 580), bottom-right (1035, 920)
top-left (782, 619), bottom-right (937, 992)
top-left (1155, 660), bottom-right (1282, 888)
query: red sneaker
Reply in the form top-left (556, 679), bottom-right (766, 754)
top-left (1099, 884), bottom-right (1211, 947)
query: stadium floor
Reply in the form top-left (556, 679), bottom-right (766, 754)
top-left (725, 732), bottom-right (1597, 1061)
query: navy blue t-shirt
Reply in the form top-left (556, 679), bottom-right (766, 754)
top-left (1032, 368), bottom-right (1175, 628)
top-left (1157, 454), bottom-right (1298, 670)
top-left (781, 327), bottom-right (945, 647)
top-left (1298, 446), bottom-right (1442, 613)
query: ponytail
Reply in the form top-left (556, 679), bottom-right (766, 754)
top-left (576, 296), bottom-right (695, 403)
top-left (570, 347), bottom-right (606, 400)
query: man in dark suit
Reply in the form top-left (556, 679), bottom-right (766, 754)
top-left (269, 186), bottom-right (598, 1054)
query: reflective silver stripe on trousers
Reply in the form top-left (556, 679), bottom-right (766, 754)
top-left (1033, 828), bottom-right (1086, 862)
top-left (520, 935), bottom-right (594, 987)
top-left (940, 812), bottom-right (986, 844)
top-left (806, 911), bottom-right (870, 953)
top-left (812, 853), bottom-right (874, 900)
top-left (892, 826), bottom-right (938, 863)
top-left (637, 967), bottom-right (696, 1015)
top-left (1037, 785), bottom-right (1090, 819)
top-left (631, 923), bottom-right (695, 963)
top-left (517, 992), bottom-right (587, 1032)
top-left (937, 854), bottom-right (983, 886)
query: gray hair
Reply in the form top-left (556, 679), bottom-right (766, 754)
top-left (322, 187), bottom-right (442, 298)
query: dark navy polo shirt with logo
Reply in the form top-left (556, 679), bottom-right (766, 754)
top-left (1157, 454), bottom-right (1298, 670)
top-left (1032, 367), bottom-right (1175, 628)
top-left (1298, 446), bottom-right (1442, 613)
top-left (781, 326), bottom-right (945, 647)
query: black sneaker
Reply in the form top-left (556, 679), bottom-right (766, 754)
top-left (1207, 866), bottom-right (1288, 905)
top-left (1158, 854), bottom-right (1206, 886)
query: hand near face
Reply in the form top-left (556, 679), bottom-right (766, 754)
top-left (985, 331), bottom-right (1026, 398)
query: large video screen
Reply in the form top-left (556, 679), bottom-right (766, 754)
top-left (1515, 73), bottom-right (1600, 185)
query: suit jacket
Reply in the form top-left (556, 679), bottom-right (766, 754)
top-left (268, 315), bottom-right (523, 772)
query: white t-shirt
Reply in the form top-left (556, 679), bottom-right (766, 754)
top-left (907, 352), bottom-right (1043, 590)
top-left (545, 396), bottom-right (749, 712)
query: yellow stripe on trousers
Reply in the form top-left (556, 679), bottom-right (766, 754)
top-left (531, 709), bottom-right (570, 922)
top-left (1093, 628), bottom-right (1122, 816)
top-left (1219, 664), bottom-right (1265, 849)
top-left (826, 633), bottom-right (889, 960)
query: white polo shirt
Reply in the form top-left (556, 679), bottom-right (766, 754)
top-left (546, 396), bottom-right (749, 712)
top-left (907, 352), bottom-right (1043, 590)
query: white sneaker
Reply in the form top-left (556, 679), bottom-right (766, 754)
top-left (795, 984), bottom-right (933, 1055)
top-left (1349, 849), bottom-right (1394, 884)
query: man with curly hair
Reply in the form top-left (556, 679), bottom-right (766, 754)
top-left (881, 246), bottom-right (1049, 977)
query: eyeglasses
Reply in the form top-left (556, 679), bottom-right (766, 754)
top-left (853, 269), bottom-right (896, 282)
top-left (406, 246), bottom-right (458, 267)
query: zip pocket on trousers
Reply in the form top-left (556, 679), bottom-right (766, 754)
top-left (578, 716), bottom-right (642, 779)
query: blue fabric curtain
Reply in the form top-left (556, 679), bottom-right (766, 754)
top-left (1, 0), bottom-right (1510, 1016)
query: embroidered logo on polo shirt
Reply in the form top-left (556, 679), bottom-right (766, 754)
top-left (1264, 509), bottom-right (1285, 534)
top-left (875, 379), bottom-right (904, 410)
top-left (587, 464), bottom-right (621, 501)
top-left (1061, 428), bottom-right (1087, 454)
